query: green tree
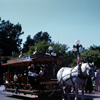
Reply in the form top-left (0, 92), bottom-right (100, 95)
top-left (81, 49), bottom-right (100, 67)
top-left (51, 43), bottom-right (77, 67)
top-left (66, 51), bottom-right (77, 67)
top-left (23, 35), bottom-right (34, 53)
top-left (23, 41), bottom-right (77, 67)
top-left (33, 31), bottom-right (51, 43)
top-left (0, 18), bottom-right (24, 56)
top-left (24, 41), bottom-right (50, 55)
top-left (89, 45), bottom-right (100, 51)
top-left (51, 43), bottom-right (69, 58)
top-left (23, 31), bottom-right (51, 53)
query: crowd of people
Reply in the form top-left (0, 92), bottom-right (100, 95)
top-left (28, 64), bottom-right (46, 89)
top-left (1, 63), bottom-right (47, 93)
top-left (95, 66), bottom-right (100, 92)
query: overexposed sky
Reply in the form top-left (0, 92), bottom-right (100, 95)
top-left (0, 0), bottom-right (100, 50)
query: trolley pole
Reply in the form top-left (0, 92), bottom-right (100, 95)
top-left (72, 40), bottom-right (84, 64)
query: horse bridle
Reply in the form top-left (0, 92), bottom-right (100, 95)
top-left (78, 63), bottom-right (91, 79)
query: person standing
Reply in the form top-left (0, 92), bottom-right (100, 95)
top-left (9, 72), bottom-right (12, 83)
top-left (14, 72), bottom-right (18, 93)
top-left (85, 76), bottom-right (93, 93)
top-left (95, 66), bottom-right (100, 92)
top-left (28, 66), bottom-right (39, 89)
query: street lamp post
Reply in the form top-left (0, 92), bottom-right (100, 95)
top-left (46, 46), bottom-right (56, 57)
top-left (72, 40), bottom-right (84, 64)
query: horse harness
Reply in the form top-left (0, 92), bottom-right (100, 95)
top-left (60, 65), bottom-right (89, 86)
top-left (60, 67), bottom-right (75, 86)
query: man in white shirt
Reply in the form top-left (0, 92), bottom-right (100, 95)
top-left (95, 66), bottom-right (100, 92)
top-left (14, 72), bottom-right (18, 93)
top-left (28, 66), bottom-right (38, 89)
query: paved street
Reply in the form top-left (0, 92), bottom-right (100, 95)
top-left (69, 90), bottom-right (100, 100)
top-left (0, 85), bottom-right (100, 100)
top-left (0, 85), bottom-right (35, 100)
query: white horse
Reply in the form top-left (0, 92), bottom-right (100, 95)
top-left (57, 63), bottom-right (94, 100)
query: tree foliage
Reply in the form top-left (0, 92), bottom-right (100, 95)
top-left (33, 31), bottom-right (51, 43)
top-left (23, 41), bottom-right (50, 55)
top-left (23, 35), bottom-right (34, 53)
top-left (0, 18), bottom-right (24, 56)
top-left (81, 46), bottom-right (100, 67)
top-left (1, 18), bottom-right (100, 67)
top-left (23, 31), bottom-right (51, 53)
top-left (23, 41), bottom-right (73, 66)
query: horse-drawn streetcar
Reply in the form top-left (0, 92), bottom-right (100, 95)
top-left (2, 53), bottom-right (63, 97)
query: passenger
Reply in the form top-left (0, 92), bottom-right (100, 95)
top-left (18, 71), bottom-right (22, 88)
top-left (95, 66), bottom-right (100, 92)
top-left (43, 67), bottom-right (47, 76)
top-left (18, 71), bottom-right (22, 83)
top-left (3, 73), bottom-right (5, 84)
top-left (39, 67), bottom-right (44, 76)
top-left (9, 72), bottom-right (12, 83)
top-left (28, 66), bottom-right (39, 89)
top-left (30, 64), bottom-right (37, 73)
top-left (14, 72), bottom-right (18, 93)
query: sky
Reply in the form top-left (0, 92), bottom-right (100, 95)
top-left (0, 0), bottom-right (100, 51)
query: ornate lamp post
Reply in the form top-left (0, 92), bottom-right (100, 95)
top-left (46, 46), bottom-right (56, 57)
top-left (72, 40), bottom-right (84, 64)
